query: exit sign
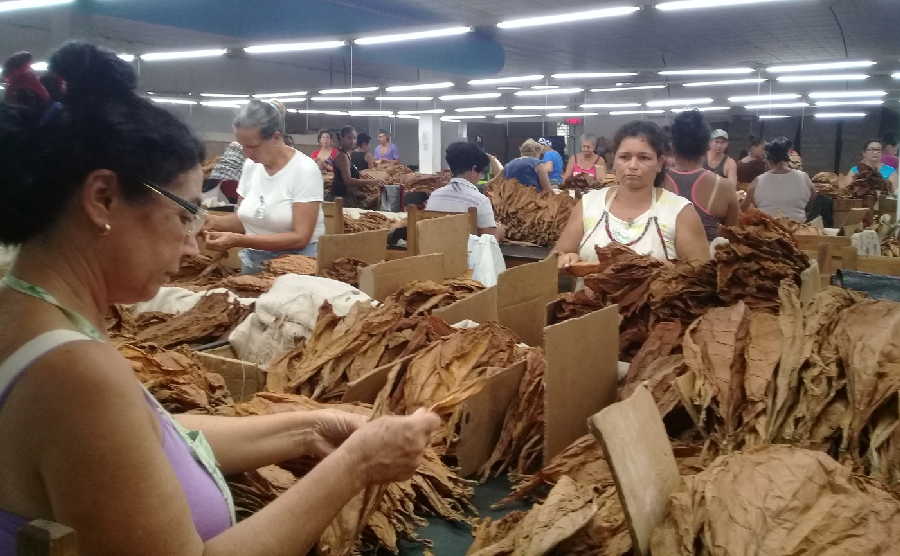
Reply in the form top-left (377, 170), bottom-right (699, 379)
top-left (565, 118), bottom-right (583, 125)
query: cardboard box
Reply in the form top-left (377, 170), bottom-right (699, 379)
top-left (195, 350), bottom-right (265, 403)
top-left (414, 213), bottom-right (471, 278)
top-left (359, 253), bottom-right (445, 301)
top-left (316, 229), bottom-right (389, 273)
top-left (857, 255), bottom-right (900, 277)
top-left (497, 255), bottom-right (558, 347)
top-left (432, 286), bottom-right (499, 326)
top-left (322, 199), bottom-right (345, 235)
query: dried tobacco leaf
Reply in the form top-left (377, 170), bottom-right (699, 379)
top-left (344, 212), bottom-right (399, 234)
top-left (650, 445), bottom-right (900, 556)
top-left (131, 292), bottom-right (250, 349)
top-left (487, 176), bottom-right (576, 246)
top-left (265, 254), bottom-right (318, 276)
top-left (321, 257), bottom-right (369, 287)
top-left (648, 260), bottom-right (719, 326)
top-left (386, 279), bottom-right (485, 317)
top-left (168, 252), bottom-right (237, 289)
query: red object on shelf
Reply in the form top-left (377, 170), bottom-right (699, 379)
top-left (565, 118), bottom-right (583, 125)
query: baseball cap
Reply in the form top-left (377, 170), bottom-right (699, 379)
top-left (537, 137), bottom-right (552, 147)
top-left (711, 129), bottom-right (729, 140)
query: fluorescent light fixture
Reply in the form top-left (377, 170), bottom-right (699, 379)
top-left (645, 97), bottom-right (713, 107)
top-left (659, 67), bottom-right (753, 76)
top-left (683, 78), bottom-right (767, 87)
top-left (441, 115), bottom-right (486, 121)
top-left (294, 109), bottom-right (347, 115)
top-left (807, 90), bottom-right (886, 99)
top-left (455, 106), bottom-right (508, 112)
top-left (670, 106), bottom-right (731, 112)
top-left (758, 114), bottom-right (790, 119)
top-left (438, 92), bottom-right (502, 101)
top-left (374, 96), bottom-right (434, 101)
top-left (243, 40), bottom-right (345, 54)
top-left (814, 112), bottom-right (866, 119)
top-left (151, 97), bottom-right (198, 105)
top-left (497, 6), bottom-right (641, 29)
top-left (347, 110), bottom-right (394, 116)
top-left (744, 102), bottom-right (809, 110)
top-left (512, 105), bottom-right (567, 110)
top-left (270, 97), bottom-right (307, 103)
top-left (468, 74), bottom-right (544, 86)
top-left (385, 81), bottom-right (454, 92)
top-left (117, 54), bottom-right (135, 62)
top-left (815, 99), bottom-right (884, 107)
top-left (0, 0), bottom-right (73, 13)
top-left (253, 91), bottom-right (308, 98)
top-left (766, 60), bottom-right (875, 73)
top-left (776, 74), bottom-right (868, 83)
top-left (592, 85), bottom-right (666, 92)
top-left (200, 93), bottom-right (249, 98)
top-left (355, 26), bottom-right (471, 45)
top-left (893, 72), bottom-right (900, 80)
top-left (310, 96), bottom-right (367, 101)
top-left (494, 113), bottom-right (542, 119)
top-left (319, 86), bottom-right (380, 94)
top-left (396, 114), bottom-right (420, 120)
top-left (200, 101), bottom-right (247, 108)
top-left (442, 119), bottom-right (460, 123)
top-left (657, 0), bottom-right (797, 10)
top-left (552, 72), bottom-right (638, 79)
top-left (496, 86), bottom-right (521, 91)
top-left (581, 103), bottom-right (641, 108)
top-left (610, 110), bottom-right (665, 115)
top-left (514, 87), bottom-right (584, 97)
top-left (140, 49), bottom-right (227, 62)
top-left (531, 85), bottom-right (560, 90)
top-left (398, 109), bottom-right (445, 114)
top-left (546, 112), bottom-right (599, 117)
top-left (30, 61), bottom-right (47, 72)
top-left (728, 93), bottom-right (800, 103)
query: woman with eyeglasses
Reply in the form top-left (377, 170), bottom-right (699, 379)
top-left (204, 100), bottom-right (325, 273)
top-left (841, 139), bottom-right (899, 192)
top-left (0, 42), bottom-right (439, 556)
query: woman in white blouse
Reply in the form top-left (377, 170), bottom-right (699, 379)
top-left (205, 100), bottom-right (324, 273)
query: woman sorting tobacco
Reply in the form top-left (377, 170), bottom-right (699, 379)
top-left (563, 134), bottom-right (608, 181)
top-left (204, 100), bottom-right (324, 273)
top-left (552, 120), bottom-right (710, 269)
top-left (0, 42), bottom-right (438, 555)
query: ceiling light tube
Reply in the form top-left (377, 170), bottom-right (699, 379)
top-left (766, 60), bottom-right (875, 73)
top-left (744, 102), bottom-right (809, 109)
top-left (531, 85), bottom-right (560, 90)
top-left (514, 88), bottom-right (584, 96)
top-left (385, 81), bottom-right (454, 92)
top-left (269, 97), bottom-right (307, 103)
top-left (645, 97), bottom-right (713, 107)
top-left (496, 86), bottom-right (521, 91)
top-left (807, 90), bottom-right (886, 99)
top-left (657, 0), bottom-right (794, 10)
top-left (670, 106), bottom-right (731, 112)
top-left (396, 114), bottom-right (420, 120)
top-left (581, 103), bottom-right (641, 108)
top-left (398, 109), bottom-right (446, 114)
top-left (0, 0), bottom-right (73, 13)
top-left (139, 49), bottom-right (227, 62)
top-left (498, 6), bottom-right (640, 29)
top-left (355, 26), bottom-right (472, 45)
top-left (728, 93), bottom-right (800, 102)
top-left (592, 85), bottom-right (666, 91)
top-left (512, 105), bottom-right (567, 110)
top-left (468, 74), bottom-right (544, 86)
top-left (438, 92), bottom-right (502, 101)
top-left (294, 109), bottom-right (347, 115)
top-left (318, 86), bottom-right (380, 94)
top-left (455, 106), bottom-right (508, 112)
top-left (151, 97), bottom-right (198, 105)
top-left (30, 61), bottom-right (48, 72)
top-left (776, 74), bottom-right (868, 83)
top-left (546, 112), bottom-right (599, 117)
top-left (310, 96), bottom-right (367, 101)
top-left (441, 115), bottom-right (486, 120)
top-left (814, 112), bottom-right (866, 119)
top-left (243, 40), bottom-right (346, 54)
top-left (117, 54), bottom-right (135, 62)
top-left (659, 67), bottom-right (753, 76)
top-left (375, 96), bottom-right (434, 101)
top-left (200, 93), bottom-right (249, 98)
top-left (200, 101), bottom-right (248, 108)
top-left (758, 114), bottom-right (790, 119)
top-left (253, 91), bottom-right (308, 98)
top-left (552, 72), bottom-right (638, 79)
top-left (814, 100), bottom-right (884, 107)
top-left (347, 110), bottom-right (394, 116)
top-left (683, 78), bottom-right (767, 87)
top-left (893, 72), bottom-right (900, 80)
top-left (494, 114), bottom-right (542, 118)
top-left (609, 110), bottom-right (665, 115)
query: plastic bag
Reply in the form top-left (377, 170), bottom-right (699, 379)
top-left (468, 234), bottom-right (506, 287)
top-left (851, 230), bottom-right (881, 256)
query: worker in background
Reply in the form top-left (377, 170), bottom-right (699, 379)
top-left (744, 136), bottom-right (816, 222)
top-left (737, 136), bottom-right (767, 185)
top-left (351, 131), bottom-right (375, 171)
top-left (0, 40), bottom-right (438, 555)
top-left (503, 138), bottom-right (552, 193)
top-left (881, 133), bottom-right (898, 169)
top-left (664, 110), bottom-right (739, 241)
top-left (705, 129), bottom-right (738, 183)
top-left (1, 51), bottom-right (49, 111)
top-left (205, 99), bottom-right (324, 271)
top-left (841, 139), bottom-right (899, 191)
top-left (332, 126), bottom-right (381, 208)
top-left (538, 137), bottom-right (564, 185)
top-left (563, 134), bottom-right (608, 181)
top-left (374, 129), bottom-right (399, 161)
top-left (311, 129), bottom-right (338, 172)
top-left (425, 141), bottom-right (503, 239)
top-left (552, 120), bottom-right (710, 268)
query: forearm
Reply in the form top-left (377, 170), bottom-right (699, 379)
top-left (176, 413), bottom-right (315, 475)
top-left (235, 230), bottom-right (313, 251)
top-left (204, 449), bottom-right (364, 556)
top-left (207, 213), bottom-right (245, 234)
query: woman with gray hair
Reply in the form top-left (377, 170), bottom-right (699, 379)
top-left (563, 134), bottom-right (608, 181)
top-left (502, 138), bottom-right (552, 192)
top-left (205, 99), bottom-right (324, 273)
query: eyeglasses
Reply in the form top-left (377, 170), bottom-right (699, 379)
top-left (142, 180), bottom-right (207, 236)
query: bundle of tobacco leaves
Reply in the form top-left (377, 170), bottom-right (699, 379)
top-left (321, 257), bottom-right (369, 287)
top-left (386, 279), bottom-right (485, 317)
top-left (343, 211), bottom-right (399, 234)
top-left (849, 163), bottom-right (893, 198)
top-left (219, 254), bottom-right (318, 296)
top-left (487, 176), bottom-right (576, 246)
top-left (168, 252), bottom-right (236, 289)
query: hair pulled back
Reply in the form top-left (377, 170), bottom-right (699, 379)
top-left (670, 110), bottom-right (710, 160)
top-left (764, 136), bottom-right (792, 164)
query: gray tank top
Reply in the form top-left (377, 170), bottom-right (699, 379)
top-left (753, 170), bottom-right (813, 222)
top-left (665, 168), bottom-right (722, 240)
top-left (704, 155), bottom-right (728, 178)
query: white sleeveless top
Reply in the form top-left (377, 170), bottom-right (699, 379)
top-left (578, 186), bottom-right (692, 262)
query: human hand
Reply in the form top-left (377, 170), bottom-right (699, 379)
top-left (204, 231), bottom-right (243, 250)
top-left (341, 408), bottom-right (440, 485)
top-left (300, 409), bottom-right (368, 459)
top-left (556, 252), bottom-right (581, 269)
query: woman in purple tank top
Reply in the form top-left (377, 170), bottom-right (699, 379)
top-left (0, 42), bottom-right (438, 556)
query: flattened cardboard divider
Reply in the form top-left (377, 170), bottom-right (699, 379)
top-left (358, 253), bottom-right (446, 301)
top-left (415, 213), bottom-right (470, 278)
top-left (794, 234), bottom-right (851, 252)
top-left (322, 198), bottom-right (345, 235)
top-left (342, 354), bottom-right (418, 405)
top-left (543, 303), bottom-right (619, 464)
top-left (195, 351), bottom-right (265, 403)
top-left (316, 229), bottom-right (389, 273)
top-left (800, 261), bottom-right (821, 304)
top-left (497, 255), bottom-right (558, 347)
top-left (858, 255), bottom-right (900, 276)
top-left (432, 286), bottom-right (499, 326)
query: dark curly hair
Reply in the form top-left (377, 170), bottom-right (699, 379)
top-left (0, 41), bottom-right (204, 245)
top-left (764, 136), bottom-right (792, 164)
top-left (613, 120), bottom-right (670, 187)
top-left (671, 110), bottom-right (710, 160)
